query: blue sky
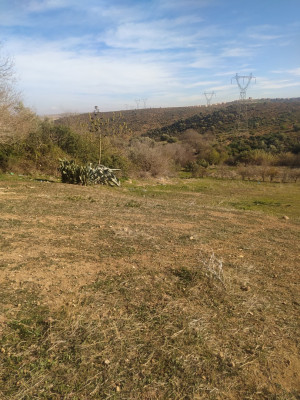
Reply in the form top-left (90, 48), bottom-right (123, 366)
top-left (1, 0), bottom-right (299, 115)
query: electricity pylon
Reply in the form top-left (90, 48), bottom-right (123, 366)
top-left (135, 99), bottom-right (141, 109)
top-left (141, 98), bottom-right (148, 108)
top-left (232, 73), bottom-right (256, 132)
top-left (204, 91), bottom-right (216, 106)
top-left (232, 73), bottom-right (255, 100)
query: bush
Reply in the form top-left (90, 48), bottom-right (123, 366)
top-left (247, 149), bottom-right (276, 165)
top-left (59, 160), bottom-right (120, 186)
top-left (129, 139), bottom-right (175, 177)
top-left (256, 165), bottom-right (269, 182)
top-left (238, 166), bottom-right (253, 181)
top-left (276, 152), bottom-right (300, 167)
top-left (162, 143), bottom-right (194, 169)
top-left (289, 169), bottom-right (300, 182)
top-left (0, 145), bottom-right (12, 171)
top-left (293, 123), bottom-right (300, 132)
top-left (191, 165), bottom-right (208, 178)
top-left (266, 167), bottom-right (279, 182)
top-left (160, 134), bottom-right (178, 143)
top-left (215, 166), bottom-right (238, 180)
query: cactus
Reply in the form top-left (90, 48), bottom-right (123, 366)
top-left (59, 160), bottom-right (120, 187)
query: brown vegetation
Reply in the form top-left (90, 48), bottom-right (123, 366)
top-left (0, 177), bottom-right (299, 399)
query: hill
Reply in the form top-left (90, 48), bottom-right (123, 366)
top-left (56, 98), bottom-right (300, 138)
top-left (144, 98), bottom-right (300, 138)
top-left (56, 98), bottom-right (300, 158)
top-left (56, 105), bottom-right (212, 136)
top-left (141, 99), bottom-right (300, 163)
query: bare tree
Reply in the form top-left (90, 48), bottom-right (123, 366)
top-left (0, 45), bottom-right (18, 141)
top-left (0, 44), bottom-right (37, 143)
top-left (0, 45), bottom-right (16, 104)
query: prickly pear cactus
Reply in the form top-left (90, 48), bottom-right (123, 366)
top-left (59, 160), bottom-right (120, 187)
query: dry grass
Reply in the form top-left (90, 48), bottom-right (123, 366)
top-left (0, 176), bottom-right (299, 399)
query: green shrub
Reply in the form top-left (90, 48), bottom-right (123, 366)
top-left (59, 160), bottom-right (120, 186)
top-left (293, 123), bottom-right (300, 132)
top-left (0, 146), bottom-right (11, 171)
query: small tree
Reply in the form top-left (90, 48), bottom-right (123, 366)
top-left (280, 169), bottom-right (289, 183)
top-left (89, 107), bottom-right (131, 165)
top-left (238, 166), bottom-right (251, 181)
top-left (289, 169), bottom-right (300, 183)
top-left (266, 167), bottom-right (279, 182)
top-left (89, 106), bottom-right (103, 164)
top-left (256, 165), bottom-right (268, 182)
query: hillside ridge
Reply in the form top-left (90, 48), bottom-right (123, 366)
top-left (56, 98), bottom-right (300, 139)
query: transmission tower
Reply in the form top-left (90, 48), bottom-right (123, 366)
top-left (141, 98), bottom-right (148, 108)
top-left (135, 99), bottom-right (141, 109)
top-left (232, 73), bottom-right (256, 132)
top-left (204, 91), bottom-right (216, 106)
top-left (93, 106), bottom-right (100, 116)
top-left (232, 73), bottom-right (255, 100)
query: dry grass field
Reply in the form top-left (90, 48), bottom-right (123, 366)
top-left (0, 175), bottom-right (299, 399)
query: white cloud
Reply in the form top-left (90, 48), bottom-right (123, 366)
top-left (102, 19), bottom-right (220, 51)
top-left (90, 3), bottom-right (146, 24)
top-left (210, 84), bottom-right (233, 92)
top-left (288, 68), bottom-right (300, 76)
top-left (189, 51), bottom-right (221, 69)
top-left (270, 69), bottom-right (284, 74)
top-left (221, 47), bottom-right (253, 58)
top-left (185, 80), bottom-right (220, 88)
top-left (17, 49), bottom-right (170, 92)
top-left (214, 71), bottom-right (238, 77)
top-left (158, 0), bottom-right (213, 10)
top-left (27, 0), bottom-right (70, 12)
top-left (271, 67), bottom-right (300, 76)
top-left (104, 21), bottom-right (182, 50)
top-left (256, 78), bottom-right (300, 90)
top-left (8, 37), bottom-right (184, 113)
top-left (248, 33), bottom-right (283, 41)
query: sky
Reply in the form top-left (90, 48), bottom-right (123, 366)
top-left (0, 0), bottom-right (300, 115)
